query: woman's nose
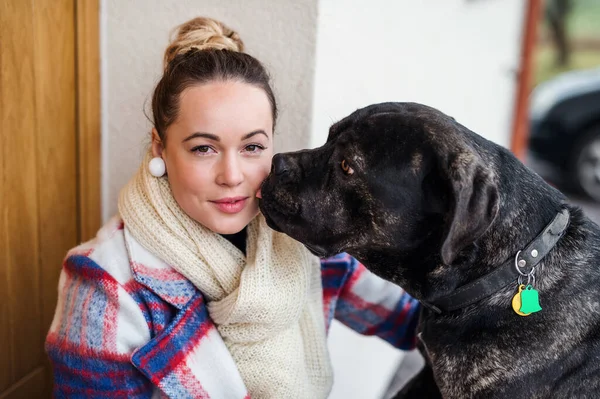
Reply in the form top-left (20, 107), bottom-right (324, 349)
top-left (216, 154), bottom-right (244, 187)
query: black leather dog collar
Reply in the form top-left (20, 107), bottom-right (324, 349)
top-left (421, 208), bottom-right (570, 314)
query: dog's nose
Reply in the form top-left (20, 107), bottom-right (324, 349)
top-left (272, 154), bottom-right (290, 176)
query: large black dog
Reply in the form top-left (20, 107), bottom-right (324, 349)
top-left (259, 103), bottom-right (600, 398)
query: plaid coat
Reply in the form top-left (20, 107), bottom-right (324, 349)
top-left (45, 216), bottom-right (420, 398)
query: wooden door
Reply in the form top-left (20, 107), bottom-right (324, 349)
top-left (0, 1), bottom-right (100, 397)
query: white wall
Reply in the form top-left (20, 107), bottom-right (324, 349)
top-left (102, 0), bottom-right (319, 220)
top-left (311, 0), bottom-right (525, 148)
top-left (101, 1), bottom-right (525, 398)
top-left (312, 1), bottom-right (525, 398)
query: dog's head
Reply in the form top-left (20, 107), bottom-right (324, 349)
top-left (259, 102), bottom-right (500, 286)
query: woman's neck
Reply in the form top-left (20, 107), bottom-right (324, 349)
top-left (220, 227), bottom-right (248, 255)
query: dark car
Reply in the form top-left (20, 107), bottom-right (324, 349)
top-left (528, 67), bottom-right (600, 202)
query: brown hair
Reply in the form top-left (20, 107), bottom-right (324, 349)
top-left (152, 17), bottom-right (277, 144)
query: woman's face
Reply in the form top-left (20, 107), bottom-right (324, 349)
top-left (153, 80), bottom-right (274, 234)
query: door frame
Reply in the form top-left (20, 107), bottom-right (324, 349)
top-left (76, 0), bottom-right (101, 240)
top-left (510, 0), bottom-right (544, 160)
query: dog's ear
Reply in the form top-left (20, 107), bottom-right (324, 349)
top-left (439, 152), bottom-right (499, 265)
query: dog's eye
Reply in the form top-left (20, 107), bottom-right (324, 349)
top-left (341, 159), bottom-right (354, 175)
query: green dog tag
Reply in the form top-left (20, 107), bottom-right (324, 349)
top-left (519, 285), bottom-right (542, 314)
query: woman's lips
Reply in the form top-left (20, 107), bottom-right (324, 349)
top-left (211, 197), bottom-right (249, 214)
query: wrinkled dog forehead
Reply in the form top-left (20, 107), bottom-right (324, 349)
top-left (327, 116), bottom-right (428, 165)
top-left (329, 102), bottom-right (459, 139)
top-left (323, 104), bottom-right (477, 189)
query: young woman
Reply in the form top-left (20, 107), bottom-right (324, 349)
top-left (45, 16), bottom-right (420, 399)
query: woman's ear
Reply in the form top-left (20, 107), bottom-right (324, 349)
top-left (151, 128), bottom-right (164, 158)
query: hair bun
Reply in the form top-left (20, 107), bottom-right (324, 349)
top-left (163, 17), bottom-right (244, 68)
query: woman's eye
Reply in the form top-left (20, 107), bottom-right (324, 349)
top-left (244, 144), bottom-right (265, 153)
top-left (191, 145), bottom-right (215, 155)
top-left (341, 159), bottom-right (354, 175)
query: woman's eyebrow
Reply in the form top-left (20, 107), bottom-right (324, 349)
top-left (183, 132), bottom-right (220, 143)
top-left (183, 130), bottom-right (268, 143)
top-left (241, 130), bottom-right (268, 141)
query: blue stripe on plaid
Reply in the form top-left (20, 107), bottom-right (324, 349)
top-left (46, 341), bottom-right (153, 399)
top-left (335, 297), bottom-right (387, 330)
top-left (66, 253), bottom-right (111, 274)
top-left (335, 291), bottom-right (419, 350)
top-left (86, 287), bottom-right (109, 350)
top-left (62, 256), bottom-right (112, 350)
top-left (373, 294), bottom-right (420, 350)
top-left (321, 265), bottom-right (350, 289)
top-left (131, 293), bottom-right (210, 381)
top-left (137, 288), bottom-right (176, 334)
top-left (58, 270), bottom-right (76, 338)
top-left (322, 252), bottom-right (351, 262)
top-left (160, 371), bottom-right (195, 399)
top-left (321, 253), bottom-right (363, 332)
top-left (136, 274), bottom-right (196, 309)
top-left (320, 253), bottom-right (355, 290)
top-left (126, 284), bottom-right (154, 329)
top-left (67, 255), bottom-right (116, 350)
top-left (67, 278), bottom-right (93, 344)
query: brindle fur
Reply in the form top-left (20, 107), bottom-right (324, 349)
top-left (259, 103), bottom-right (600, 399)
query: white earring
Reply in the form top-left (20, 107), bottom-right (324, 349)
top-left (149, 157), bottom-right (166, 177)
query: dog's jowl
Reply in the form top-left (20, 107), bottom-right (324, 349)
top-left (259, 102), bottom-right (600, 399)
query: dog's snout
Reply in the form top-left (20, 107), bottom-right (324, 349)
top-left (272, 154), bottom-right (291, 176)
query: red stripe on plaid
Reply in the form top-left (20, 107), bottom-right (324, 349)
top-left (139, 298), bottom-right (212, 384)
top-left (101, 277), bottom-right (120, 351)
top-left (321, 267), bottom-right (348, 279)
top-left (161, 295), bottom-right (191, 305)
top-left (322, 287), bottom-right (339, 319)
top-left (346, 261), bottom-right (366, 287)
top-left (51, 356), bottom-right (138, 380)
top-left (64, 273), bottom-right (83, 340)
top-left (58, 385), bottom-right (146, 399)
top-left (131, 261), bottom-right (187, 282)
top-left (322, 287), bottom-right (338, 303)
top-left (391, 298), bottom-right (414, 331)
top-left (47, 333), bottom-right (151, 398)
top-left (123, 279), bottom-right (142, 294)
top-left (125, 277), bottom-right (190, 307)
top-left (363, 295), bottom-right (413, 337)
top-left (82, 248), bottom-right (95, 257)
top-left (68, 247), bottom-right (96, 258)
top-left (122, 279), bottom-right (173, 332)
top-left (79, 285), bottom-right (96, 348)
top-left (54, 270), bottom-right (70, 333)
top-left (341, 291), bottom-right (393, 332)
top-left (174, 361), bottom-right (211, 398)
top-left (146, 301), bottom-right (174, 312)
top-left (47, 332), bottom-right (131, 363)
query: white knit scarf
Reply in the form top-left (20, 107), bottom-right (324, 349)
top-left (118, 153), bottom-right (333, 398)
